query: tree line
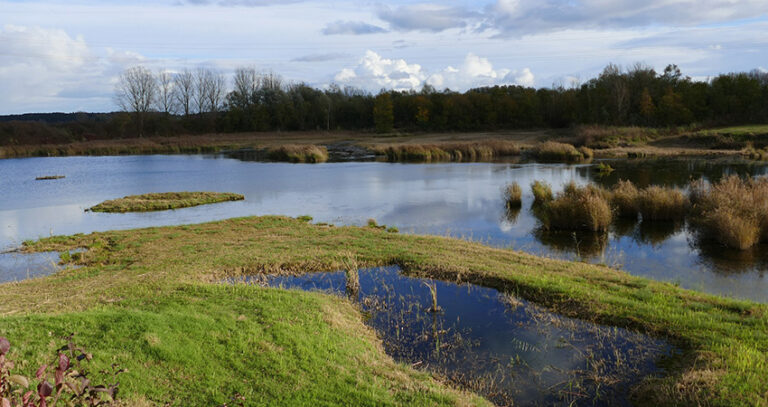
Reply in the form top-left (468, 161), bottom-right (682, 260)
top-left (4, 63), bottom-right (766, 146)
top-left (116, 63), bottom-right (768, 136)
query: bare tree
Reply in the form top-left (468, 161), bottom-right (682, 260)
top-left (206, 70), bottom-right (226, 113)
top-left (194, 68), bottom-right (212, 115)
top-left (156, 69), bottom-right (175, 114)
top-left (173, 68), bottom-right (195, 117)
top-left (115, 66), bottom-right (157, 137)
top-left (231, 66), bottom-right (258, 109)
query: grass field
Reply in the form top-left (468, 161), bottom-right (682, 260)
top-left (0, 216), bottom-right (766, 405)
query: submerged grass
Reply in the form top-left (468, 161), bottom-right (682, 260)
top-left (88, 192), bottom-right (245, 213)
top-left (690, 175), bottom-right (768, 250)
top-left (3, 216), bottom-right (768, 406)
top-left (374, 140), bottom-right (520, 162)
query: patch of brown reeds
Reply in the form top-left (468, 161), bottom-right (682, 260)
top-left (690, 175), bottom-right (768, 250)
top-left (266, 144), bottom-right (328, 163)
top-left (539, 182), bottom-right (613, 232)
top-left (533, 142), bottom-right (590, 162)
top-left (611, 180), bottom-right (640, 218)
top-left (376, 140), bottom-right (520, 162)
top-left (531, 181), bottom-right (553, 205)
top-left (505, 182), bottom-right (522, 208)
top-left (636, 186), bottom-right (689, 221)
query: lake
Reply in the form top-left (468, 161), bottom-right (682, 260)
top-left (1, 154), bottom-right (767, 302)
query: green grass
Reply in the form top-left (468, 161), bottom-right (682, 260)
top-left (2, 216), bottom-right (768, 405)
top-left (87, 192), bottom-right (245, 213)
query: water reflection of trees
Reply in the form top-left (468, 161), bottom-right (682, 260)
top-left (635, 220), bottom-right (684, 246)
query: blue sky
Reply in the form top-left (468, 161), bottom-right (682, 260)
top-left (0, 0), bottom-right (766, 114)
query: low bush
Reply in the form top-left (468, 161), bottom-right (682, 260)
top-left (0, 335), bottom-right (121, 406)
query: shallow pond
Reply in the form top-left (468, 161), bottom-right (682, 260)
top-left (257, 266), bottom-right (674, 406)
top-left (1, 154), bottom-right (767, 301)
top-left (0, 251), bottom-right (65, 283)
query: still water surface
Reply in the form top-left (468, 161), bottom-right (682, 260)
top-left (261, 266), bottom-right (673, 406)
top-left (1, 154), bottom-right (767, 301)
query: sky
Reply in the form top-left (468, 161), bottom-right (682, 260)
top-left (0, 0), bottom-right (766, 114)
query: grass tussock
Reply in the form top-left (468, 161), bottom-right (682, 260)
top-left (375, 140), bottom-right (520, 162)
top-left (88, 192), bottom-right (244, 213)
top-left (533, 142), bottom-right (590, 162)
top-left (35, 175), bottom-right (65, 180)
top-left (539, 182), bottom-right (613, 232)
top-left (531, 181), bottom-right (553, 205)
top-left (266, 144), bottom-right (328, 163)
top-left (575, 125), bottom-right (662, 149)
top-left (611, 180), bottom-right (640, 218)
top-left (505, 183), bottom-right (522, 208)
top-left (636, 186), bottom-right (689, 221)
top-left (690, 175), bottom-right (768, 250)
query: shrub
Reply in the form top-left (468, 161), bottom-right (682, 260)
top-left (539, 182), bottom-right (613, 232)
top-left (611, 180), bottom-right (640, 218)
top-left (531, 181), bottom-right (553, 205)
top-left (505, 183), bottom-right (522, 208)
top-left (690, 175), bottom-right (768, 250)
top-left (636, 186), bottom-right (689, 221)
top-left (0, 335), bottom-right (121, 406)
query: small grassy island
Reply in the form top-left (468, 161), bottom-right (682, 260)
top-left (0, 216), bottom-right (765, 405)
top-left (87, 192), bottom-right (245, 213)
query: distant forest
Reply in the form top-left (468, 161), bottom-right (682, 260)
top-left (1, 63), bottom-right (767, 146)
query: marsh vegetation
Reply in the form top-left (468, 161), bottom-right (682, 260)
top-left (87, 191), bottom-right (244, 213)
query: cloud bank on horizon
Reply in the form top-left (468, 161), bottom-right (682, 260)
top-left (0, 0), bottom-right (766, 113)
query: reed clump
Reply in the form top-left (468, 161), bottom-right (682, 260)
top-left (690, 175), bottom-right (768, 250)
top-left (266, 144), bottom-right (328, 163)
top-left (611, 180), bottom-right (640, 218)
top-left (636, 186), bottom-right (689, 221)
top-left (531, 181), bottom-right (553, 205)
top-left (505, 183), bottom-right (522, 208)
top-left (377, 140), bottom-right (520, 162)
top-left (539, 182), bottom-right (613, 232)
top-left (533, 142), bottom-right (590, 162)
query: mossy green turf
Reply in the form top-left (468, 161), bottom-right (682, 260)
top-left (2, 216), bottom-right (768, 406)
top-left (88, 192), bottom-right (245, 213)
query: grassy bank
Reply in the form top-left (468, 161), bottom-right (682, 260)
top-left (87, 192), bottom-right (245, 213)
top-left (1, 216), bottom-right (766, 405)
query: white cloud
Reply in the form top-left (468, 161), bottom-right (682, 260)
top-left (486, 0), bottom-right (768, 36)
top-left (334, 51), bottom-right (534, 92)
top-left (377, 4), bottom-right (480, 32)
top-left (0, 25), bottom-right (143, 113)
top-left (322, 20), bottom-right (387, 35)
top-left (427, 54), bottom-right (534, 89)
top-left (333, 50), bottom-right (425, 91)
